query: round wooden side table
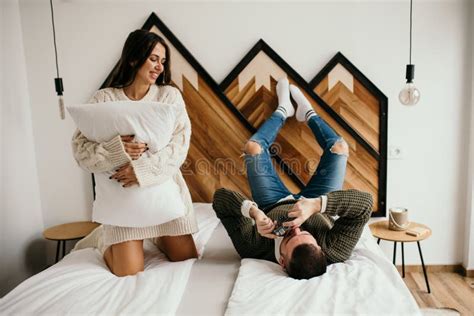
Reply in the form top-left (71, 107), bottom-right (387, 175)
top-left (369, 221), bottom-right (432, 293)
top-left (43, 221), bottom-right (100, 262)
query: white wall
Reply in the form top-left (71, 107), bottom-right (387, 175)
top-left (463, 0), bottom-right (474, 271)
top-left (16, 0), bottom-right (472, 271)
top-left (1, 0), bottom-right (45, 297)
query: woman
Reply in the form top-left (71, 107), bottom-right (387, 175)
top-left (72, 29), bottom-right (198, 276)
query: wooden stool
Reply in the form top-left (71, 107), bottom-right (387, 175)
top-left (43, 221), bottom-right (100, 262)
top-left (369, 221), bottom-right (432, 293)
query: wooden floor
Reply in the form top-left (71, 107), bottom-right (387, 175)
top-left (402, 271), bottom-right (474, 315)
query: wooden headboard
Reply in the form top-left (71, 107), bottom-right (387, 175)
top-left (99, 12), bottom-right (387, 216)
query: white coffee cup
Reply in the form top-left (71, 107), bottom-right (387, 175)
top-left (389, 207), bottom-right (409, 231)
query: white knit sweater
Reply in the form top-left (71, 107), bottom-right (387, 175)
top-left (72, 84), bottom-right (198, 238)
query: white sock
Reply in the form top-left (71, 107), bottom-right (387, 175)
top-left (290, 84), bottom-right (317, 122)
top-left (72, 225), bottom-right (104, 252)
top-left (275, 77), bottom-right (294, 118)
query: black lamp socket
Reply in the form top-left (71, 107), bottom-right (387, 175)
top-left (405, 64), bottom-right (415, 83)
top-left (55, 77), bottom-right (64, 96)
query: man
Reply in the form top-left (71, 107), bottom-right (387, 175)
top-left (212, 78), bottom-right (373, 279)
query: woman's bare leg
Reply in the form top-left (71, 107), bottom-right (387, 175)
top-left (103, 240), bottom-right (144, 276)
top-left (155, 234), bottom-right (198, 261)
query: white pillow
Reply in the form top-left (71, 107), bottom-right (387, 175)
top-left (67, 101), bottom-right (186, 227)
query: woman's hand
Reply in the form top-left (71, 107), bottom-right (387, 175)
top-left (283, 197), bottom-right (322, 228)
top-left (121, 135), bottom-right (148, 160)
top-left (110, 163), bottom-right (139, 187)
top-left (250, 207), bottom-right (278, 239)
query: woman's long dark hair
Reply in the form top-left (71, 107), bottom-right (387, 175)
top-left (104, 29), bottom-right (171, 88)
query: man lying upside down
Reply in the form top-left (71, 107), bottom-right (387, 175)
top-left (212, 78), bottom-right (373, 279)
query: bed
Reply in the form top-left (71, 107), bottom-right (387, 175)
top-left (0, 203), bottom-right (420, 315)
top-left (223, 226), bottom-right (420, 315)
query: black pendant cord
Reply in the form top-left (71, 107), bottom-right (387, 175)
top-left (49, 0), bottom-right (65, 119)
top-left (409, 0), bottom-right (413, 65)
top-left (50, 0), bottom-right (60, 78)
top-left (405, 0), bottom-right (415, 83)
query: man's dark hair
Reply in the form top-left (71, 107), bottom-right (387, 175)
top-left (286, 244), bottom-right (327, 279)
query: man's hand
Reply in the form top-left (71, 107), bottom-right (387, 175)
top-left (250, 206), bottom-right (278, 239)
top-left (283, 197), bottom-right (322, 228)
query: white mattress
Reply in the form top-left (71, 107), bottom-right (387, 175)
top-left (0, 203), bottom-right (220, 315)
top-left (225, 226), bottom-right (421, 316)
top-left (0, 203), bottom-right (421, 316)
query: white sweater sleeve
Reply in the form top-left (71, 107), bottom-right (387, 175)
top-left (241, 200), bottom-right (257, 225)
top-left (71, 90), bottom-right (131, 173)
top-left (131, 89), bottom-right (191, 187)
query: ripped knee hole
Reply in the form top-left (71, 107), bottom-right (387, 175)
top-left (330, 139), bottom-right (349, 156)
top-left (244, 141), bottom-right (262, 156)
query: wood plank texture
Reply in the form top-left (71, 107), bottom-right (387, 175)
top-left (315, 72), bottom-right (380, 152)
top-left (403, 272), bottom-right (474, 315)
top-left (225, 76), bottom-right (379, 212)
top-left (43, 222), bottom-right (100, 241)
top-left (370, 221), bottom-right (432, 242)
top-left (397, 265), bottom-right (464, 274)
top-left (140, 16), bottom-right (385, 211)
top-left (180, 76), bottom-right (298, 202)
top-left (181, 76), bottom-right (249, 202)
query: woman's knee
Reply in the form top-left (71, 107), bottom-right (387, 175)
top-left (158, 235), bottom-right (198, 262)
top-left (329, 138), bottom-right (349, 156)
top-left (108, 240), bottom-right (144, 277)
top-left (244, 141), bottom-right (262, 156)
top-left (114, 264), bottom-right (144, 277)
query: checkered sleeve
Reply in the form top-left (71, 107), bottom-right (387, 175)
top-left (212, 188), bottom-right (273, 260)
top-left (323, 189), bottom-right (373, 263)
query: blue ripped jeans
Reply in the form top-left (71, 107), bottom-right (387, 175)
top-left (244, 112), bottom-right (348, 209)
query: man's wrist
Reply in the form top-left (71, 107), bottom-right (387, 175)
top-left (241, 200), bottom-right (258, 225)
top-left (249, 206), bottom-right (262, 220)
top-left (312, 197), bottom-right (322, 214)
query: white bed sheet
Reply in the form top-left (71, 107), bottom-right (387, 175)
top-left (0, 203), bottom-right (219, 315)
top-left (177, 222), bottom-right (241, 316)
top-left (225, 226), bottom-right (421, 316)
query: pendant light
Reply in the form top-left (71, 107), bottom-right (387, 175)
top-left (399, 0), bottom-right (420, 106)
top-left (50, 0), bottom-right (65, 119)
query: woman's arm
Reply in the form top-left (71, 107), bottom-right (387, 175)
top-left (131, 91), bottom-right (191, 187)
top-left (71, 90), bottom-right (131, 173)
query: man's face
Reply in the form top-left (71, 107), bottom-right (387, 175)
top-left (279, 227), bottom-right (319, 268)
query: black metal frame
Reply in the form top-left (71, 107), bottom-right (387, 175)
top-left (309, 52), bottom-right (388, 217)
top-left (54, 238), bottom-right (81, 263)
top-left (220, 41), bottom-right (379, 159)
top-left (221, 42), bottom-right (387, 216)
top-left (377, 238), bottom-right (431, 293)
top-left (55, 240), bottom-right (64, 263)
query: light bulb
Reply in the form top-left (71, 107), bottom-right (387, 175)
top-left (399, 82), bottom-right (420, 106)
